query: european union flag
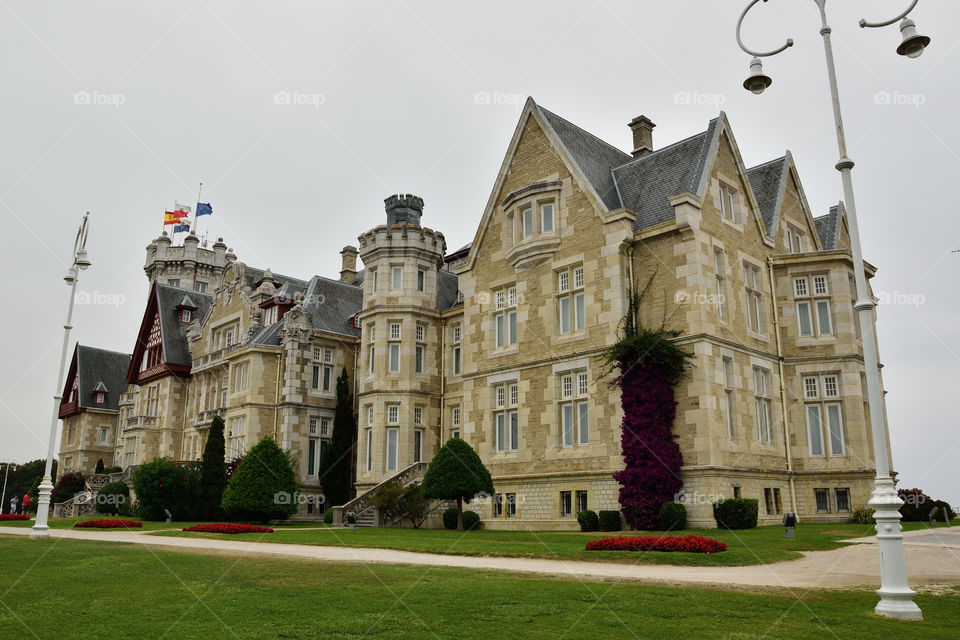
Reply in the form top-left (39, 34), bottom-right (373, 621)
top-left (174, 221), bottom-right (190, 233)
top-left (196, 202), bottom-right (213, 217)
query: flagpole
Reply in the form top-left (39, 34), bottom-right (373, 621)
top-left (196, 181), bottom-right (204, 244)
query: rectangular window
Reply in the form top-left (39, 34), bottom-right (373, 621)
top-left (719, 184), bottom-right (738, 223)
top-left (723, 356), bottom-right (737, 439)
top-left (826, 403), bottom-right (844, 456)
top-left (807, 404), bottom-right (824, 456)
top-left (541, 203), bottom-right (554, 233)
top-left (506, 493), bottom-right (516, 517)
top-left (452, 407), bottom-right (461, 426)
top-left (386, 428), bottom-right (398, 472)
top-left (307, 438), bottom-right (317, 476)
top-left (835, 488), bottom-right (851, 512)
top-left (389, 343), bottom-right (400, 372)
top-left (413, 430), bottom-right (423, 463)
top-left (387, 405), bottom-right (399, 424)
top-left (522, 207), bottom-right (533, 238)
top-left (764, 488), bottom-right (774, 515)
top-left (99, 426), bottom-right (109, 444)
top-left (369, 325), bottom-right (376, 343)
top-left (493, 493), bottom-right (503, 518)
top-left (414, 407), bottom-right (423, 425)
top-left (391, 267), bottom-right (402, 291)
top-left (320, 417), bottom-right (330, 436)
top-left (368, 346), bottom-right (375, 374)
top-left (795, 273), bottom-right (833, 336)
top-left (558, 271), bottom-right (569, 293)
top-left (814, 488), bottom-right (831, 513)
top-left (494, 288), bottom-right (517, 349)
top-left (417, 270), bottom-right (425, 292)
top-left (367, 406), bottom-right (374, 425)
top-left (560, 491), bottom-right (572, 517)
top-left (559, 297), bottom-right (571, 333)
top-left (576, 490), bottom-right (588, 515)
top-left (744, 264), bottom-right (764, 333)
top-left (574, 293), bottom-right (585, 331)
top-left (494, 384), bottom-right (519, 452)
top-left (753, 367), bottom-right (773, 444)
top-left (560, 371), bottom-right (589, 446)
top-left (816, 300), bottom-right (833, 335)
top-left (415, 346), bottom-right (424, 373)
top-left (389, 322), bottom-right (401, 340)
top-left (309, 417), bottom-right (318, 435)
top-left (804, 376), bottom-right (819, 398)
top-left (452, 346), bottom-right (461, 375)
top-left (365, 429), bottom-right (373, 472)
top-left (372, 270), bottom-right (378, 292)
top-left (453, 325), bottom-right (461, 343)
top-left (823, 375), bottom-right (839, 398)
top-left (416, 324), bottom-right (425, 342)
top-left (794, 277), bottom-right (809, 297)
top-left (715, 249), bottom-right (728, 321)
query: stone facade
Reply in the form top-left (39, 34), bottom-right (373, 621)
top-left (59, 98), bottom-right (892, 527)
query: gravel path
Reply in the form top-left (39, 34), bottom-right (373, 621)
top-left (3, 525), bottom-right (958, 590)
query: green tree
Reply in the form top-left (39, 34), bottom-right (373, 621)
top-left (421, 438), bottom-right (493, 530)
top-left (200, 415), bottom-right (227, 520)
top-left (221, 438), bottom-right (298, 523)
top-left (132, 458), bottom-right (201, 521)
top-left (317, 368), bottom-right (356, 509)
top-left (95, 458), bottom-right (105, 474)
top-left (2, 459), bottom-right (56, 514)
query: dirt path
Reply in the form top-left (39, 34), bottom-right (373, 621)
top-left (3, 525), bottom-right (958, 590)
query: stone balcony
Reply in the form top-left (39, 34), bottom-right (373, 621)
top-left (125, 415), bottom-right (157, 430)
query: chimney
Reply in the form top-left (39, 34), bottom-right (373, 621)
top-left (628, 115), bottom-right (656, 158)
top-left (340, 245), bottom-right (359, 284)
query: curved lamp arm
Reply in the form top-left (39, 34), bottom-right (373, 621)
top-left (72, 212), bottom-right (89, 260)
top-left (736, 0), bottom-right (794, 58)
top-left (860, 0), bottom-right (919, 28)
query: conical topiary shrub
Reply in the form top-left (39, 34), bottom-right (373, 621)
top-left (221, 437), bottom-right (298, 523)
top-left (421, 438), bottom-right (493, 530)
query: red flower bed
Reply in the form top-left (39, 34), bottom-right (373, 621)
top-left (0, 514), bottom-right (30, 521)
top-left (183, 523), bottom-right (274, 534)
top-left (74, 519), bottom-right (143, 529)
top-left (585, 534), bottom-right (727, 554)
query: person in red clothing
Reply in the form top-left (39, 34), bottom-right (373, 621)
top-left (21, 493), bottom-right (31, 514)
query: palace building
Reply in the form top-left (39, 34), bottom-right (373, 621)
top-left (57, 98), bottom-right (889, 527)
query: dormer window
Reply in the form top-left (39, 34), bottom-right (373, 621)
top-left (94, 392), bottom-right (105, 405)
top-left (174, 294), bottom-right (198, 326)
top-left (179, 309), bottom-right (192, 323)
top-left (263, 305), bottom-right (278, 326)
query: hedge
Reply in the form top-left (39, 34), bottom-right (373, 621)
top-left (713, 498), bottom-right (759, 530)
top-left (577, 510), bottom-right (599, 532)
top-left (598, 510), bottom-right (622, 532)
top-left (658, 501), bottom-right (687, 530)
top-left (443, 507), bottom-right (480, 530)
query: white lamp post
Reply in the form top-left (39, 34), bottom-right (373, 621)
top-left (31, 212), bottom-right (91, 539)
top-left (734, 0), bottom-right (930, 622)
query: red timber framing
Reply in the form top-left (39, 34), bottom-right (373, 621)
top-left (126, 283), bottom-right (191, 385)
top-left (58, 344), bottom-right (82, 418)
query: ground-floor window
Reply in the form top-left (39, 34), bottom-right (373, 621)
top-left (560, 491), bottom-right (572, 517)
top-left (493, 493), bottom-right (503, 517)
top-left (386, 428), bottom-right (398, 472)
top-left (814, 488), bottom-right (831, 513)
top-left (506, 493), bottom-right (516, 517)
top-left (413, 430), bottom-right (423, 463)
top-left (764, 488), bottom-right (782, 515)
top-left (835, 488), bottom-right (851, 512)
top-left (576, 490), bottom-right (588, 515)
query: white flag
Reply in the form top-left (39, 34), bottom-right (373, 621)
top-left (175, 202), bottom-right (192, 213)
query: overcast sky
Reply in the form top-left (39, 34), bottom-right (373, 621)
top-left (1, 1), bottom-right (956, 506)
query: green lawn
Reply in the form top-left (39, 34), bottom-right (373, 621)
top-left (145, 521), bottom-right (953, 567)
top-left (0, 516), bottom-right (317, 531)
top-left (0, 536), bottom-right (954, 639)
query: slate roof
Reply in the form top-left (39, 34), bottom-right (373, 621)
top-left (538, 107), bottom-right (632, 211)
top-left (746, 156), bottom-right (787, 235)
top-left (437, 269), bottom-right (460, 310)
top-left (301, 275), bottom-right (364, 337)
top-left (74, 345), bottom-right (131, 411)
top-left (610, 119), bottom-right (719, 231)
top-left (814, 204), bottom-right (841, 250)
top-left (155, 284), bottom-right (214, 368)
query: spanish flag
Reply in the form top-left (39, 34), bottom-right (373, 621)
top-left (164, 210), bottom-right (188, 225)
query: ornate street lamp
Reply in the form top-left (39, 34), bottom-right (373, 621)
top-left (32, 212), bottom-right (91, 539)
top-left (734, 0), bottom-right (930, 622)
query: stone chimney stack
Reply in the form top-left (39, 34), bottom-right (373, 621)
top-left (340, 245), bottom-right (359, 284)
top-left (628, 115), bottom-right (656, 158)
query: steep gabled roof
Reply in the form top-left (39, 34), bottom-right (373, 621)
top-left (747, 156), bottom-right (788, 235)
top-left (814, 203), bottom-right (843, 250)
top-left (156, 284), bottom-right (214, 367)
top-left (301, 275), bottom-right (363, 337)
top-left (63, 345), bottom-right (131, 412)
top-left (537, 106), bottom-right (632, 211)
top-left (611, 119), bottom-right (720, 230)
top-left (437, 269), bottom-right (460, 310)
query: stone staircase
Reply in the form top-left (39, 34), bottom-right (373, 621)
top-left (332, 462), bottom-right (428, 527)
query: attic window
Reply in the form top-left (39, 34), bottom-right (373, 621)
top-left (94, 392), bottom-right (106, 405)
top-left (179, 309), bottom-right (192, 323)
top-left (263, 305), bottom-right (279, 326)
top-left (719, 183), bottom-right (739, 223)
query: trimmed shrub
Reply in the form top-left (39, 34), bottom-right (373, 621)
top-left (422, 438), bottom-right (493, 530)
top-left (103, 466), bottom-right (123, 474)
top-left (577, 510), bottom-right (599, 532)
top-left (323, 509), bottom-right (334, 525)
top-left (442, 507), bottom-right (458, 530)
top-left (95, 459), bottom-right (105, 474)
top-left (132, 458), bottom-right (201, 521)
top-left (0, 514), bottom-right (29, 521)
top-left (221, 438), bottom-right (298, 523)
top-left (849, 506), bottom-right (875, 524)
top-left (713, 498), bottom-right (759, 530)
top-left (317, 368), bottom-right (357, 508)
top-left (598, 510), bottom-right (622, 532)
top-left (898, 488), bottom-right (953, 523)
top-left (200, 415), bottom-right (227, 521)
top-left (51, 472), bottom-right (85, 505)
top-left (94, 481), bottom-right (130, 516)
top-left (585, 534), bottom-right (726, 554)
top-left (74, 519), bottom-right (142, 529)
top-left (658, 501), bottom-right (687, 531)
